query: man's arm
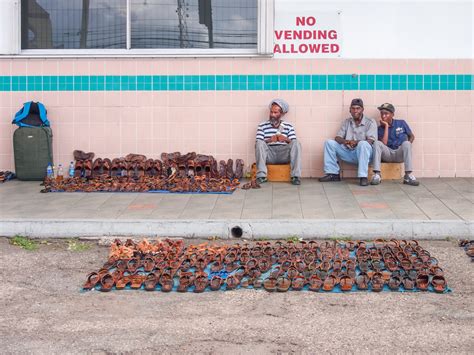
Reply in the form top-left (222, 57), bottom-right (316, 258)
top-left (257, 124), bottom-right (278, 144)
top-left (335, 136), bottom-right (347, 144)
top-left (256, 124), bottom-right (265, 141)
top-left (257, 124), bottom-right (275, 143)
top-left (404, 121), bottom-right (415, 143)
top-left (366, 119), bottom-right (377, 145)
top-left (379, 121), bottom-right (389, 145)
top-left (279, 124), bottom-right (296, 143)
top-left (379, 123), bottom-right (389, 145)
top-left (335, 120), bottom-right (348, 144)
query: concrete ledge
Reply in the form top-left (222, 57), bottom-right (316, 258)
top-left (1, 218), bottom-right (472, 240)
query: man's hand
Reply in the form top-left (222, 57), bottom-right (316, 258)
top-left (380, 120), bottom-right (389, 128)
top-left (276, 134), bottom-right (288, 143)
top-left (345, 140), bottom-right (358, 149)
top-left (265, 135), bottom-right (278, 143)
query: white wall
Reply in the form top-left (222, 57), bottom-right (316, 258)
top-left (0, 0), bottom-right (19, 54)
top-left (0, 0), bottom-right (472, 58)
top-left (276, 0), bottom-right (473, 58)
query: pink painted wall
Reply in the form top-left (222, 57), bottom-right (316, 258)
top-left (0, 58), bottom-right (472, 177)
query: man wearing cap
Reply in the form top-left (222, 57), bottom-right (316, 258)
top-left (371, 103), bottom-right (419, 186)
top-left (319, 98), bottom-right (377, 186)
top-left (255, 99), bottom-right (302, 185)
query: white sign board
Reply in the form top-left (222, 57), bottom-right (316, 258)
top-left (274, 3), bottom-right (342, 58)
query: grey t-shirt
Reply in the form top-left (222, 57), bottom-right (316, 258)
top-left (336, 115), bottom-right (377, 141)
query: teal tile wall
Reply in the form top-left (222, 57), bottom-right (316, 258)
top-left (0, 74), bottom-right (471, 92)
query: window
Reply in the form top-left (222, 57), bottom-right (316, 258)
top-left (131, 0), bottom-right (257, 49)
top-left (19, 0), bottom-right (273, 56)
top-left (21, 0), bottom-right (127, 49)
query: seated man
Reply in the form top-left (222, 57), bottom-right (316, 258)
top-left (255, 99), bottom-right (302, 185)
top-left (370, 103), bottom-right (419, 186)
top-left (319, 98), bottom-right (377, 186)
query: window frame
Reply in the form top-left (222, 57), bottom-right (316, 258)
top-left (17, 0), bottom-right (274, 57)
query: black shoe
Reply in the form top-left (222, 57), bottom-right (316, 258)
top-left (291, 176), bottom-right (301, 185)
top-left (318, 174), bottom-right (341, 182)
top-left (359, 177), bottom-right (369, 186)
top-left (256, 177), bottom-right (268, 184)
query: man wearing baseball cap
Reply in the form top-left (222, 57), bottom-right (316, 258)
top-left (371, 103), bottom-right (419, 186)
top-left (319, 98), bottom-right (377, 186)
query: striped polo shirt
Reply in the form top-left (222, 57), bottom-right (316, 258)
top-left (256, 120), bottom-right (297, 146)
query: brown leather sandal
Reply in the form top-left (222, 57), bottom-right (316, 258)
top-left (83, 272), bottom-right (100, 290)
top-left (388, 275), bottom-right (401, 291)
top-left (127, 258), bottom-right (140, 273)
top-left (99, 273), bottom-right (115, 292)
top-left (110, 158), bottom-right (121, 177)
top-left (178, 161), bottom-right (187, 178)
top-left (74, 160), bottom-right (84, 178)
top-left (187, 160), bottom-right (195, 177)
top-left (276, 277), bottom-right (291, 292)
top-left (160, 274), bottom-right (174, 292)
top-left (263, 276), bottom-right (277, 292)
top-left (218, 160), bottom-right (227, 178)
top-left (355, 272), bottom-right (370, 290)
top-left (402, 276), bottom-right (415, 290)
top-left (291, 275), bottom-right (306, 291)
top-left (194, 273), bottom-right (209, 293)
top-left (322, 274), bottom-right (337, 291)
top-left (225, 275), bottom-right (240, 290)
top-left (177, 273), bottom-right (194, 292)
top-left (115, 274), bottom-right (131, 290)
top-left (339, 274), bottom-right (354, 292)
top-left (92, 158), bottom-right (103, 177)
top-left (154, 159), bottom-right (163, 176)
top-left (143, 257), bottom-right (155, 272)
top-left (83, 159), bottom-right (93, 178)
top-left (144, 272), bottom-right (159, 291)
top-left (371, 272), bottom-right (385, 292)
top-left (431, 275), bottom-right (447, 293)
top-left (210, 275), bottom-right (224, 291)
top-left (130, 274), bottom-right (146, 289)
top-left (416, 273), bottom-right (429, 291)
top-left (308, 274), bottom-right (323, 292)
top-left (226, 159), bottom-right (234, 179)
top-left (102, 158), bottom-right (112, 176)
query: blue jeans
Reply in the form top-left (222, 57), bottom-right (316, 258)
top-left (323, 139), bottom-right (373, 178)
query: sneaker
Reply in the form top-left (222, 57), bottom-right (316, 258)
top-left (318, 174), bottom-right (341, 182)
top-left (359, 177), bottom-right (369, 186)
top-left (256, 177), bottom-right (268, 184)
top-left (291, 176), bottom-right (301, 185)
top-left (370, 173), bottom-right (382, 185)
top-left (403, 173), bottom-right (419, 186)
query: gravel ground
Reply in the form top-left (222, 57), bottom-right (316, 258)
top-left (0, 237), bottom-right (473, 354)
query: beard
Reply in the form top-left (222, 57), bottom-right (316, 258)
top-left (270, 117), bottom-right (280, 126)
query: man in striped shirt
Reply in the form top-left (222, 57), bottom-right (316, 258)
top-left (255, 99), bottom-right (302, 185)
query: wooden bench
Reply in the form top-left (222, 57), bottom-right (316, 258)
top-left (368, 162), bottom-right (404, 180)
top-left (341, 162), bottom-right (404, 180)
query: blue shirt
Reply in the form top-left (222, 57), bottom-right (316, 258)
top-left (378, 119), bottom-right (412, 150)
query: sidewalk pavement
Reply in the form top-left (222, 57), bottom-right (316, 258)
top-left (0, 178), bottom-right (472, 239)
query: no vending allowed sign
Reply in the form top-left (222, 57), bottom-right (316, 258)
top-left (274, 6), bottom-right (342, 58)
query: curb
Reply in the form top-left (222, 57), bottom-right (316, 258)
top-left (1, 218), bottom-right (472, 240)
